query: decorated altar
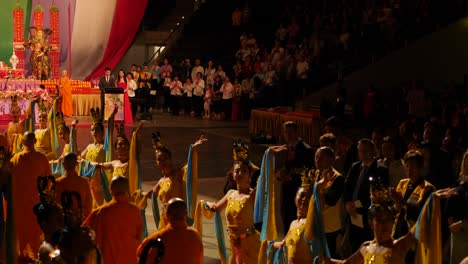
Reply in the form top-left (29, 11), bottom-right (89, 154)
top-left (0, 77), bottom-right (100, 121)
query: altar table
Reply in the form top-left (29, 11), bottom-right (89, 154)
top-left (249, 108), bottom-right (322, 146)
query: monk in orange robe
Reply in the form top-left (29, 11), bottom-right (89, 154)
top-left (55, 152), bottom-right (92, 219)
top-left (137, 198), bottom-right (203, 264)
top-left (83, 175), bottom-right (142, 264)
top-left (9, 132), bottom-right (51, 262)
top-left (59, 69), bottom-right (73, 116)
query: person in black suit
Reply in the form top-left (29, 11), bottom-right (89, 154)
top-left (273, 121), bottom-right (315, 233)
top-left (343, 138), bottom-right (389, 252)
top-left (98, 67), bottom-right (115, 119)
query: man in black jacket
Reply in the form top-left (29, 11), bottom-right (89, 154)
top-left (274, 121), bottom-right (315, 233)
top-left (343, 138), bottom-right (389, 251)
top-left (98, 67), bottom-right (115, 120)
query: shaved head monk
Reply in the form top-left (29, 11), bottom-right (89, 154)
top-left (55, 152), bottom-right (93, 220)
top-left (83, 175), bottom-right (143, 264)
top-left (9, 131), bottom-right (51, 262)
top-left (137, 198), bottom-right (203, 264)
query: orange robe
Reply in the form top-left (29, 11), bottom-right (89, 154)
top-left (137, 221), bottom-right (203, 264)
top-left (59, 76), bottom-right (73, 116)
top-left (10, 149), bottom-right (51, 260)
top-left (56, 171), bottom-right (93, 219)
top-left (83, 196), bottom-right (142, 264)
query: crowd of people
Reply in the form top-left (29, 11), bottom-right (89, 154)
top-left (1, 0), bottom-right (468, 263)
top-left (1, 81), bottom-right (467, 263)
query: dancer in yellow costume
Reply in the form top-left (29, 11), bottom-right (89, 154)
top-left (98, 122), bottom-right (142, 179)
top-left (80, 106), bottom-right (117, 208)
top-left (150, 132), bottom-right (206, 229)
top-left (207, 142), bottom-right (260, 264)
top-left (50, 112), bottom-right (78, 175)
top-left (270, 169), bottom-right (315, 263)
top-left (7, 96), bottom-right (26, 152)
top-left (96, 122), bottom-right (148, 208)
top-left (320, 184), bottom-right (417, 264)
top-left (34, 100), bottom-right (56, 160)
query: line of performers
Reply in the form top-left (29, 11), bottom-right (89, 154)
top-left (0, 95), bottom-right (453, 264)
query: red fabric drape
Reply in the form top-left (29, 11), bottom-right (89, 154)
top-left (86, 0), bottom-right (148, 81)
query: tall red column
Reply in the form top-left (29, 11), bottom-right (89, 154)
top-left (12, 2), bottom-right (25, 72)
top-left (49, 3), bottom-right (60, 79)
top-left (32, 4), bottom-right (44, 29)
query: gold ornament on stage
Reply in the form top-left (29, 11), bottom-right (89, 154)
top-left (23, 26), bottom-right (53, 80)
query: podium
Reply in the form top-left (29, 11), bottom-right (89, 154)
top-left (104, 87), bottom-right (124, 121)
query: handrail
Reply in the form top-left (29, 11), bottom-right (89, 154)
top-left (145, 17), bottom-right (185, 64)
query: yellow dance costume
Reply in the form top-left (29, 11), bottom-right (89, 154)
top-left (361, 241), bottom-right (406, 264)
top-left (225, 194), bottom-right (260, 264)
top-left (35, 128), bottom-right (55, 160)
top-left (157, 172), bottom-right (186, 229)
top-left (284, 221), bottom-right (313, 263)
top-left (84, 144), bottom-right (106, 208)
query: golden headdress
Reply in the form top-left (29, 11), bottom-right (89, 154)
top-left (37, 98), bottom-right (48, 114)
top-left (232, 140), bottom-right (260, 174)
top-left (90, 107), bottom-right (103, 125)
top-left (116, 123), bottom-right (126, 139)
top-left (300, 168), bottom-right (316, 192)
top-left (152, 131), bottom-right (164, 151)
top-left (10, 96), bottom-right (20, 113)
top-left (115, 122), bottom-right (130, 145)
top-left (233, 140), bottom-right (249, 162)
top-left (55, 111), bottom-right (67, 133)
top-left (369, 177), bottom-right (396, 217)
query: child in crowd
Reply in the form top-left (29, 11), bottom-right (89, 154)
top-left (203, 84), bottom-right (214, 119)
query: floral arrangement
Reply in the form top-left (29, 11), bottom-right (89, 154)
top-left (0, 87), bottom-right (53, 105)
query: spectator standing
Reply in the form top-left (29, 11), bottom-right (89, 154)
top-left (192, 72), bottom-right (205, 117)
top-left (191, 59), bottom-right (204, 82)
top-left (219, 76), bottom-right (234, 120)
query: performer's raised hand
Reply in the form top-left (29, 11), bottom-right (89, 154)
top-left (193, 134), bottom-right (208, 146)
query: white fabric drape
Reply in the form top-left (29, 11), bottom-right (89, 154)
top-left (70, 0), bottom-right (117, 80)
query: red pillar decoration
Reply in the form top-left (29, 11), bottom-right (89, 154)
top-left (49, 4), bottom-right (60, 79)
top-left (32, 4), bottom-right (44, 29)
top-left (12, 2), bottom-right (25, 72)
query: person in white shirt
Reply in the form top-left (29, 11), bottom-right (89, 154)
top-left (191, 59), bottom-right (204, 82)
top-left (191, 72), bottom-right (205, 117)
top-left (219, 76), bottom-right (234, 120)
top-left (162, 72), bottom-right (172, 112)
top-left (170, 75), bottom-right (183, 115)
top-left (126, 72), bottom-right (138, 119)
top-left (182, 77), bottom-right (193, 116)
top-left (296, 55), bottom-right (309, 98)
top-left (378, 137), bottom-right (405, 187)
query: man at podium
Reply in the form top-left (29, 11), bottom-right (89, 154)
top-left (98, 67), bottom-right (115, 119)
